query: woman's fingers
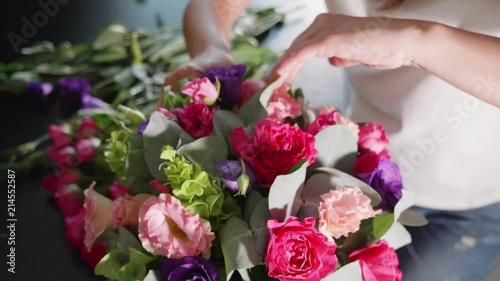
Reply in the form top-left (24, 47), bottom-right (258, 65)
top-left (164, 64), bottom-right (203, 92)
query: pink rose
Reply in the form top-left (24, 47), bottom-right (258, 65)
top-left (54, 184), bottom-right (83, 217)
top-left (150, 179), bottom-right (173, 194)
top-left (348, 240), bottom-right (402, 281)
top-left (266, 84), bottom-right (302, 122)
top-left (318, 186), bottom-right (376, 239)
top-left (48, 123), bottom-right (72, 149)
top-left (64, 207), bottom-right (86, 248)
top-left (46, 146), bottom-right (78, 168)
top-left (75, 137), bottom-right (100, 163)
top-left (76, 117), bottom-right (99, 138)
top-left (358, 122), bottom-right (389, 154)
top-left (80, 241), bottom-right (107, 269)
top-left (42, 169), bottom-right (79, 192)
top-left (83, 183), bottom-right (113, 251)
top-left (108, 182), bottom-right (131, 200)
top-left (111, 194), bottom-right (154, 229)
top-left (173, 102), bottom-right (216, 139)
top-left (353, 150), bottom-right (391, 174)
top-left (266, 217), bottom-right (338, 281)
top-left (306, 107), bottom-right (359, 140)
top-left (138, 193), bottom-right (215, 258)
top-left (231, 119), bottom-right (317, 187)
top-left (182, 77), bottom-right (219, 105)
top-left (235, 79), bottom-right (267, 110)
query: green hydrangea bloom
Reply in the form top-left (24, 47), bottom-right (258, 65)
top-left (159, 145), bottom-right (240, 229)
top-left (104, 130), bottom-right (131, 176)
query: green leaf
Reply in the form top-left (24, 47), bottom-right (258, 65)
top-left (143, 112), bottom-right (194, 181)
top-left (117, 228), bottom-right (142, 254)
top-left (249, 198), bottom-right (270, 257)
top-left (312, 125), bottom-right (357, 172)
top-left (120, 149), bottom-right (153, 193)
top-left (212, 110), bottom-right (243, 145)
top-left (94, 23), bottom-right (129, 50)
top-left (380, 190), bottom-right (416, 249)
top-left (268, 161), bottom-right (307, 222)
top-left (35, 63), bottom-right (73, 75)
top-left (20, 41), bottom-right (55, 55)
top-left (244, 190), bottom-right (263, 222)
top-left (92, 45), bottom-right (128, 63)
top-left (130, 33), bottom-right (143, 65)
top-left (117, 261), bottom-right (147, 281)
top-left (231, 44), bottom-right (276, 66)
top-left (117, 104), bottom-right (146, 124)
top-left (129, 248), bottom-right (154, 266)
top-left (373, 213), bottom-right (395, 240)
top-left (56, 41), bottom-right (75, 62)
top-left (177, 135), bottom-right (228, 176)
top-left (94, 249), bottom-right (129, 279)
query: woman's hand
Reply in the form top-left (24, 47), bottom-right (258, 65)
top-left (268, 13), bottom-right (426, 84)
top-left (164, 44), bottom-right (233, 91)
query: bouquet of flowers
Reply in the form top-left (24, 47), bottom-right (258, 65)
top-left (35, 62), bottom-right (426, 281)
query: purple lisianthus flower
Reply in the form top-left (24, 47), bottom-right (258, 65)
top-left (356, 157), bottom-right (403, 212)
top-left (215, 160), bottom-right (254, 196)
top-left (203, 64), bottom-right (246, 109)
top-left (137, 119), bottom-right (149, 135)
top-left (26, 82), bottom-right (55, 110)
top-left (59, 77), bottom-right (107, 115)
top-left (162, 256), bottom-right (217, 281)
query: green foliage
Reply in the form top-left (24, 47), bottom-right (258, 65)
top-left (105, 130), bottom-right (131, 177)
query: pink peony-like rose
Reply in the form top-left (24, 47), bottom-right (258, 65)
top-left (266, 216), bottom-right (338, 281)
top-left (173, 102), bottom-right (216, 139)
top-left (358, 122), bottom-right (389, 154)
top-left (231, 119), bottom-right (317, 187)
top-left (111, 194), bottom-right (154, 229)
top-left (182, 77), bottom-right (219, 105)
top-left (64, 207), bottom-right (86, 248)
top-left (75, 137), bottom-right (100, 163)
top-left (108, 182), bottom-right (131, 200)
top-left (306, 107), bottom-right (359, 140)
top-left (48, 123), bottom-right (72, 149)
top-left (353, 150), bottom-right (391, 174)
top-left (150, 179), bottom-right (173, 194)
top-left (76, 117), bottom-right (99, 138)
top-left (138, 193), bottom-right (215, 258)
top-left (318, 186), bottom-right (376, 239)
top-left (54, 184), bottom-right (82, 217)
top-left (80, 241), bottom-right (107, 269)
top-left (83, 183), bottom-right (113, 251)
top-left (235, 79), bottom-right (267, 110)
top-left (46, 146), bottom-right (78, 168)
top-left (266, 84), bottom-right (302, 122)
top-left (349, 240), bottom-right (402, 281)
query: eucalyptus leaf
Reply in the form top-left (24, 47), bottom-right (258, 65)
top-left (117, 261), bottom-right (147, 281)
top-left (20, 41), bottom-right (55, 55)
top-left (259, 75), bottom-right (286, 110)
top-left (244, 190), bottom-right (263, 222)
top-left (268, 161), bottom-right (307, 222)
top-left (35, 63), bottom-right (73, 75)
top-left (249, 198), bottom-right (270, 257)
top-left (94, 249), bottom-right (129, 279)
top-left (213, 110), bottom-right (243, 145)
top-left (92, 45), bottom-right (128, 63)
top-left (372, 213), bottom-right (395, 240)
top-left (177, 135), bottom-right (228, 176)
top-left (120, 149), bottom-right (153, 193)
top-left (129, 248), bottom-right (154, 265)
top-left (312, 125), bottom-right (357, 171)
top-left (399, 209), bottom-right (428, 227)
top-left (380, 190), bottom-right (415, 249)
top-left (143, 270), bottom-right (162, 281)
top-left (117, 228), bottom-right (142, 254)
top-left (143, 112), bottom-right (194, 181)
top-left (94, 23), bottom-right (129, 50)
top-left (56, 41), bottom-right (75, 62)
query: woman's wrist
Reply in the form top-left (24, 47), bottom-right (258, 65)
top-left (407, 20), bottom-right (448, 70)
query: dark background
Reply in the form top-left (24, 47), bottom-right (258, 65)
top-left (1, 1), bottom-right (187, 280)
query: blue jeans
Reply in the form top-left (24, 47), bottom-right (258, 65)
top-left (397, 203), bottom-right (500, 281)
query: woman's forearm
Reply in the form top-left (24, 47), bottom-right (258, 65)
top-left (183, 0), bottom-right (251, 57)
top-left (412, 22), bottom-right (500, 107)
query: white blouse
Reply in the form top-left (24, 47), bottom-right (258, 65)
top-left (325, 0), bottom-right (500, 210)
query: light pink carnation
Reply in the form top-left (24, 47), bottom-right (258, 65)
top-left (307, 106), bottom-right (359, 140)
top-left (83, 182), bottom-right (113, 251)
top-left (111, 194), bottom-right (154, 229)
top-left (266, 84), bottom-right (302, 122)
top-left (138, 194), bottom-right (215, 258)
top-left (318, 186), bottom-right (376, 239)
top-left (182, 77), bottom-right (219, 105)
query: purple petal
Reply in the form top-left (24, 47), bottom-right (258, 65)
top-left (203, 65), bottom-right (246, 109)
top-left (137, 119), bottom-right (150, 135)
